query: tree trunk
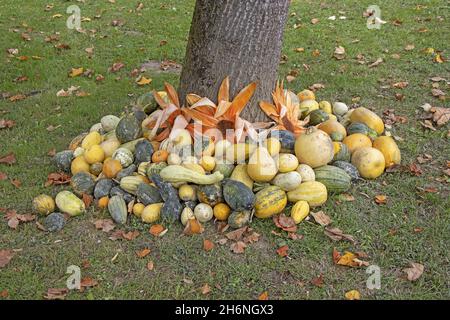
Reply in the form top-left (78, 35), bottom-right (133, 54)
top-left (179, 0), bottom-right (290, 122)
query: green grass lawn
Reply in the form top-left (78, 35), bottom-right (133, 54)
top-left (0, 0), bottom-right (449, 300)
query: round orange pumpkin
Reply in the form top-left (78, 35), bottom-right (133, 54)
top-left (343, 133), bottom-right (372, 153)
top-left (98, 196), bottom-right (109, 209)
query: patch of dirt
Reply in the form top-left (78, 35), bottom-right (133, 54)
top-left (140, 60), bottom-right (182, 74)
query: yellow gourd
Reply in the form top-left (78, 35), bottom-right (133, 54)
top-left (264, 137), bottom-right (281, 156)
top-left (287, 181), bottom-right (327, 207)
top-left (71, 156), bottom-right (90, 175)
top-left (247, 147), bottom-right (278, 182)
top-left (343, 133), bottom-right (372, 153)
top-left (32, 194), bottom-right (55, 215)
top-left (100, 139), bottom-right (120, 158)
top-left (84, 145), bottom-right (105, 164)
top-left (254, 186), bottom-right (287, 219)
top-left (297, 89), bottom-right (315, 102)
top-left (294, 128), bottom-right (334, 168)
top-left (290, 201), bottom-right (310, 224)
top-left (213, 203), bottom-right (231, 221)
top-left (351, 147), bottom-right (385, 179)
top-left (275, 153), bottom-right (299, 173)
top-left (319, 101), bottom-right (332, 114)
top-left (373, 136), bottom-right (401, 168)
top-left (350, 107), bottom-right (384, 135)
top-left (159, 165), bottom-right (224, 184)
top-left (200, 156), bottom-right (216, 172)
top-left (225, 143), bottom-right (256, 164)
top-left (81, 131), bottom-right (102, 149)
top-left (178, 184), bottom-right (197, 201)
top-left (230, 164), bottom-right (254, 190)
top-left (141, 203), bottom-right (163, 223)
top-left (182, 163), bottom-right (206, 175)
top-left (132, 203), bottom-right (145, 217)
top-left (299, 99), bottom-right (319, 117)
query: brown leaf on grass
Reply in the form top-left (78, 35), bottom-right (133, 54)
top-left (201, 283), bottom-right (211, 295)
top-left (21, 32), bottom-right (31, 41)
top-left (286, 75), bottom-right (296, 83)
top-left (404, 44), bottom-right (415, 51)
top-left (311, 18), bottom-right (319, 24)
top-left (225, 226), bottom-right (248, 241)
top-left (5, 210), bottom-right (35, 229)
top-left (0, 119), bottom-right (16, 129)
top-left (11, 179), bottom-right (21, 188)
top-left (136, 248), bottom-right (151, 258)
top-left (93, 219), bottom-right (115, 233)
top-left (311, 211), bottom-right (331, 226)
top-left (109, 62), bottom-right (125, 72)
top-left (276, 245), bottom-right (289, 257)
top-left (368, 58), bottom-right (383, 68)
top-left (273, 214), bottom-right (297, 232)
top-left (333, 249), bottom-right (369, 267)
top-left (8, 94), bottom-right (27, 102)
top-left (420, 120), bottom-right (436, 131)
top-left (288, 232), bottom-right (303, 241)
top-left (374, 194), bottom-right (387, 204)
top-left (47, 148), bottom-right (56, 157)
top-left (44, 288), bottom-right (68, 300)
top-left (122, 230), bottom-right (140, 240)
top-left (324, 227), bottom-right (356, 243)
top-left (311, 274), bottom-right (324, 287)
top-left (409, 163), bottom-right (423, 176)
top-left (308, 83), bottom-right (325, 91)
top-left (0, 249), bottom-right (15, 268)
top-left (243, 231), bottom-right (261, 244)
top-left (80, 277), bottom-right (98, 288)
top-left (44, 172), bottom-right (71, 187)
top-left (430, 107), bottom-right (450, 126)
top-left (0, 172), bottom-right (7, 181)
top-left (203, 239), bottom-right (215, 252)
top-left (0, 290), bottom-right (8, 298)
top-left (0, 153), bottom-right (16, 165)
top-left (333, 46), bottom-right (346, 60)
top-left (416, 154), bottom-right (432, 164)
top-left (111, 19), bottom-right (125, 27)
top-left (136, 76), bottom-right (152, 86)
top-left (149, 224), bottom-right (166, 237)
top-left (403, 262), bottom-right (424, 281)
top-left (339, 193), bottom-right (355, 202)
top-left (230, 241), bottom-right (246, 254)
top-left (159, 39), bottom-right (168, 46)
top-left (392, 81), bottom-right (409, 89)
top-left (258, 291), bottom-right (269, 300)
top-left (183, 218), bottom-right (204, 235)
top-left (55, 43), bottom-right (70, 50)
top-left (146, 261), bottom-right (154, 271)
top-left (431, 88), bottom-right (446, 99)
top-left (82, 193), bottom-right (93, 208)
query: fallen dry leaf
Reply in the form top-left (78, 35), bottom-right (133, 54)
top-left (0, 119), bottom-right (16, 129)
top-left (5, 210), bottom-right (35, 229)
top-left (203, 239), bottom-right (215, 252)
top-left (0, 290), bottom-right (9, 298)
top-left (276, 245), bottom-right (289, 257)
top-left (230, 241), bottom-right (246, 254)
top-left (93, 219), bottom-right (115, 233)
top-left (409, 163), bottom-right (423, 176)
top-left (8, 94), bottom-right (27, 102)
top-left (334, 46), bottom-right (346, 60)
top-left (404, 44), bottom-right (415, 51)
top-left (430, 107), bottom-right (450, 126)
top-left (333, 250), bottom-right (369, 267)
top-left (392, 81), bottom-right (409, 89)
top-left (183, 218), bottom-right (204, 235)
top-left (324, 227), bottom-right (355, 243)
top-left (0, 172), bottom-right (7, 181)
top-left (11, 179), bottom-right (21, 188)
top-left (374, 194), bottom-right (387, 204)
top-left (0, 249), bottom-right (15, 268)
top-left (368, 58), bottom-right (383, 68)
top-left (121, 230), bottom-right (140, 240)
top-left (311, 274), bottom-right (324, 287)
top-left (44, 172), bottom-right (71, 187)
top-left (109, 62), bottom-right (125, 72)
top-left (136, 76), bottom-right (152, 86)
top-left (149, 224), bottom-right (166, 236)
top-left (44, 288), bottom-right (68, 300)
top-left (80, 277), bottom-right (98, 288)
top-left (201, 283), bottom-right (211, 295)
top-left (225, 226), bottom-right (248, 241)
top-left (403, 262), bottom-right (424, 281)
top-left (311, 211), bottom-right (331, 226)
top-left (136, 248), bottom-right (151, 258)
top-left (82, 193), bottom-right (93, 208)
top-left (146, 261), bottom-right (154, 271)
top-left (69, 67), bottom-right (84, 78)
top-left (308, 83), bottom-right (325, 91)
top-left (0, 153), bottom-right (17, 165)
top-left (258, 291), bottom-right (269, 300)
top-left (273, 214), bottom-right (297, 232)
top-left (345, 290), bottom-right (361, 300)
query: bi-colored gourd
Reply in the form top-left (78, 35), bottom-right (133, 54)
top-left (346, 122), bottom-right (378, 139)
top-left (55, 191), bottom-right (85, 216)
top-left (230, 164), bottom-right (254, 190)
top-left (228, 210), bottom-right (251, 229)
top-left (350, 107), bottom-right (384, 135)
top-left (287, 181), bottom-right (328, 207)
top-left (254, 186), bottom-right (287, 219)
top-left (332, 142), bottom-right (351, 162)
top-left (222, 179), bottom-right (255, 211)
top-left (120, 175), bottom-right (148, 195)
top-left (108, 195), bottom-right (127, 224)
top-left (112, 148), bottom-right (134, 167)
top-left (271, 171), bottom-right (302, 191)
top-left (318, 120), bottom-right (347, 139)
top-left (102, 158), bottom-right (122, 178)
top-left (197, 184), bottom-right (223, 206)
top-left (308, 109), bottom-right (330, 126)
top-left (160, 165), bottom-right (224, 184)
top-left (275, 153), bottom-right (299, 173)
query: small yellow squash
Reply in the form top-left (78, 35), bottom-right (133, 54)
top-left (351, 147), bottom-right (385, 179)
top-left (254, 186), bottom-right (287, 219)
top-left (350, 107), bottom-right (384, 135)
top-left (71, 156), bottom-right (90, 175)
top-left (290, 201), bottom-right (310, 224)
top-left (230, 164), bottom-right (254, 190)
top-left (372, 136), bottom-right (401, 168)
top-left (84, 145), bottom-right (105, 164)
top-left (247, 147), bottom-right (278, 182)
top-left (343, 133), bottom-right (372, 153)
top-left (287, 181), bottom-right (327, 207)
top-left (141, 203), bottom-right (163, 223)
top-left (33, 194), bottom-right (55, 215)
top-left (81, 131), bottom-right (102, 149)
top-left (275, 153), bottom-right (299, 173)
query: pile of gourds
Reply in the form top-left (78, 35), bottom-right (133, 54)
top-left (32, 88), bottom-right (401, 231)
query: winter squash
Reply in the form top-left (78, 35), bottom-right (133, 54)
top-left (275, 153), bottom-right (299, 173)
top-left (346, 122), bottom-right (378, 139)
top-left (308, 109), bottom-right (330, 125)
top-left (254, 186), bottom-right (287, 219)
top-left (71, 156), bottom-right (90, 175)
top-left (332, 161), bottom-right (360, 181)
top-left (313, 165), bottom-right (352, 193)
top-left (222, 179), bottom-right (255, 210)
top-left (247, 147), bottom-right (278, 182)
top-left (351, 147), bottom-right (385, 179)
top-left (228, 210), bottom-right (251, 229)
top-left (319, 101), bottom-right (332, 114)
top-left (94, 178), bottom-right (115, 199)
top-left (179, 184), bottom-right (197, 201)
top-left (296, 164), bottom-right (315, 182)
top-left (136, 183), bottom-right (162, 205)
top-left (330, 131), bottom-right (345, 142)
top-left (194, 203), bottom-right (214, 222)
top-left (101, 115), bottom-right (120, 132)
top-left (98, 196), bottom-right (109, 209)
top-left (230, 164), bottom-right (254, 190)
top-left (70, 172), bottom-right (96, 196)
top-left (109, 186), bottom-right (134, 204)
top-left (343, 133), bottom-right (372, 153)
top-left (197, 183), bottom-right (223, 207)
top-left (119, 175), bottom-right (147, 195)
top-left (102, 158), bottom-right (122, 178)
top-left (294, 128), bottom-right (334, 168)
top-left (117, 164), bottom-right (138, 179)
top-left (54, 150), bottom-right (74, 173)
top-left (332, 142), bottom-right (351, 162)
top-left (194, 136), bottom-right (215, 157)
top-left (108, 195), bottom-right (128, 224)
top-left (81, 131), bottom-right (102, 149)
top-left (290, 200), bottom-right (309, 224)
top-left (350, 107), bottom-right (384, 135)
top-left (115, 114), bottom-right (143, 143)
top-left (318, 119), bottom-right (347, 138)
top-left (141, 203), bottom-right (163, 223)
top-left (213, 203), bottom-right (231, 221)
top-left (372, 136), bottom-right (401, 168)
top-left (146, 162), bottom-right (167, 177)
top-left (84, 145), bottom-right (105, 164)
top-left (269, 130), bottom-right (295, 153)
top-left (200, 156), bottom-right (216, 172)
top-left (132, 203), bottom-right (145, 217)
top-left (264, 137), bottom-right (281, 156)
top-left (287, 181), bottom-right (328, 207)
top-left (89, 162), bottom-right (103, 176)
top-left (212, 163), bottom-right (235, 178)
top-left (33, 194), bottom-right (55, 215)
top-left (271, 171), bottom-right (302, 191)
top-left (299, 100), bottom-right (319, 118)
top-left (161, 198), bottom-right (183, 220)
top-left (55, 191), bottom-right (85, 216)
top-left (332, 102), bottom-right (348, 116)
top-left (152, 150), bottom-right (169, 163)
top-left (297, 89), bottom-right (315, 102)
top-left (134, 139), bottom-right (154, 164)
top-left (112, 148), bottom-right (134, 167)
top-left (160, 165), bottom-right (224, 184)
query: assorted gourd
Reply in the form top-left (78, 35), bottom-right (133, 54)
top-left (34, 84), bottom-right (401, 232)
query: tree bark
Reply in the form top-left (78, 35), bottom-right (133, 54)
top-left (179, 0), bottom-right (290, 122)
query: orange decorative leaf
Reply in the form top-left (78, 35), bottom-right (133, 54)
top-left (258, 291), bottom-right (269, 300)
top-left (218, 76), bottom-right (230, 102)
top-left (223, 82), bottom-right (257, 119)
top-left (164, 82), bottom-right (180, 108)
top-left (149, 224), bottom-right (165, 236)
top-left (203, 239), bottom-right (215, 252)
top-left (136, 248), bottom-right (151, 258)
